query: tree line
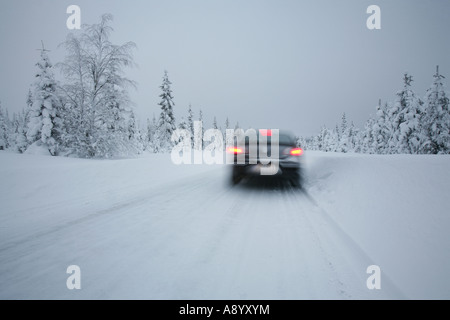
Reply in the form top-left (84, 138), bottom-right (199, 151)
top-left (0, 14), bottom-right (241, 158)
top-left (0, 14), bottom-right (448, 157)
top-left (298, 69), bottom-right (450, 154)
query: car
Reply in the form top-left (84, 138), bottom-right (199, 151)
top-left (226, 129), bottom-right (303, 188)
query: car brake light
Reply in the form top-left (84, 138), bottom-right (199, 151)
top-left (227, 147), bottom-right (244, 154)
top-left (290, 148), bottom-right (303, 156)
top-left (259, 129), bottom-right (272, 137)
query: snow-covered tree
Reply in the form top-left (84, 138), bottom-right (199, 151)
top-left (224, 117), bottom-right (232, 148)
top-left (145, 114), bottom-right (157, 151)
top-left (387, 73), bottom-right (422, 154)
top-left (371, 101), bottom-right (389, 154)
top-left (178, 116), bottom-right (188, 131)
top-left (26, 48), bottom-right (63, 155)
top-left (360, 116), bottom-right (376, 154)
top-left (173, 116), bottom-right (189, 144)
top-left (322, 126), bottom-right (336, 152)
top-left (0, 102), bottom-right (10, 150)
top-left (128, 110), bottom-right (143, 154)
top-left (341, 113), bottom-right (348, 136)
top-left (420, 66), bottom-right (450, 154)
top-left (58, 14), bottom-right (136, 158)
top-left (199, 109), bottom-right (204, 125)
top-left (296, 69), bottom-right (449, 155)
top-left (197, 109), bottom-right (205, 149)
top-left (338, 113), bottom-right (351, 152)
top-left (335, 124), bottom-right (341, 143)
top-left (187, 104), bottom-right (194, 147)
top-left (348, 121), bottom-right (359, 152)
top-left (14, 109), bottom-right (29, 153)
top-left (154, 70), bottom-right (176, 153)
top-left (350, 122), bottom-right (361, 153)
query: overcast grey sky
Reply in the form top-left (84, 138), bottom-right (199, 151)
top-left (1, 0), bottom-right (449, 136)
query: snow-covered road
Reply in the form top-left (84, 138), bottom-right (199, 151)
top-left (0, 151), bottom-right (448, 299)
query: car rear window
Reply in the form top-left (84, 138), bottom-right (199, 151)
top-left (239, 132), bottom-right (294, 145)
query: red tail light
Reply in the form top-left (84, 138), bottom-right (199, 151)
top-left (290, 148), bottom-right (303, 156)
top-left (227, 147), bottom-right (244, 154)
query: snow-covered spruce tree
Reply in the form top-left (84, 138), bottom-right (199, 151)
top-left (145, 114), bottom-right (157, 152)
top-left (388, 73), bottom-right (422, 154)
top-left (211, 116), bottom-right (223, 146)
top-left (313, 126), bottom-right (326, 151)
top-left (0, 102), bottom-right (10, 150)
top-left (307, 136), bottom-right (316, 150)
top-left (371, 101), bottom-right (390, 154)
top-left (9, 112), bottom-right (18, 152)
top-left (296, 136), bottom-right (306, 149)
top-left (21, 90), bottom-right (33, 148)
top-left (322, 127), bottom-right (332, 152)
top-left (331, 126), bottom-right (340, 152)
top-left (127, 110), bottom-right (143, 154)
top-left (212, 116), bottom-right (218, 130)
top-left (349, 122), bottom-right (360, 153)
top-left (224, 117), bottom-right (230, 131)
top-left (143, 119), bottom-right (151, 151)
top-left (154, 70), bottom-right (176, 153)
top-left (335, 124), bottom-right (341, 144)
top-left (323, 126), bottom-right (338, 152)
top-left (420, 66), bottom-right (450, 154)
top-left (224, 117), bottom-right (233, 149)
top-left (199, 109), bottom-right (204, 131)
top-left (300, 136), bottom-right (311, 150)
top-left (315, 132), bottom-right (323, 151)
top-left (171, 115), bottom-right (188, 145)
top-left (338, 113), bottom-right (350, 152)
top-left (178, 116), bottom-right (188, 131)
top-left (187, 104), bottom-right (194, 147)
top-left (361, 116), bottom-right (376, 154)
top-left (309, 135), bottom-right (319, 150)
top-left (58, 14), bottom-right (136, 158)
top-left (103, 87), bottom-right (127, 156)
top-left (196, 109), bottom-right (205, 149)
top-left (26, 49), bottom-right (63, 155)
top-left (14, 109), bottom-right (29, 153)
top-left (7, 111), bottom-right (18, 152)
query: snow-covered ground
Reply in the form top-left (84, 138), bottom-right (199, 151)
top-left (0, 150), bottom-right (449, 299)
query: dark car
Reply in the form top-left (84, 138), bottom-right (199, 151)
top-left (226, 129), bottom-right (303, 188)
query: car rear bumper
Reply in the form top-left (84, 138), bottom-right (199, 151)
top-left (233, 159), bottom-right (300, 176)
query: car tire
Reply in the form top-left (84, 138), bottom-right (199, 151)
top-left (285, 169), bottom-right (302, 189)
top-left (231, 166), bottom-right (244, 185)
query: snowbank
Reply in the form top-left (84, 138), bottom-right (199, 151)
top-left (304, 151), bottom-right (450, 299)
top-left (23, 141), bottom-right (51, 156)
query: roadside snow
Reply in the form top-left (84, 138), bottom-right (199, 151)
top-left (0, 151), bottom-right (215, 248)
top-left (304, 151), bottom-right (450, 299)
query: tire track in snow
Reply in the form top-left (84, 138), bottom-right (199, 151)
top-left (176, 180), bottom-right (316, 299)
top-left (289, 189), bottom-right (406, 299)
top-left (167, 187), bottom-right (260, 299)
top-left (76, 173), bottom-right (240, 299)
top-left (282, 189), bottom-right (353, 298)
top-left (0, 170), bottom-right (219, 255)
top-left (0, 170), bottom-right (238, 299)
top-left (256, 187), bottom-right (313, 299)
